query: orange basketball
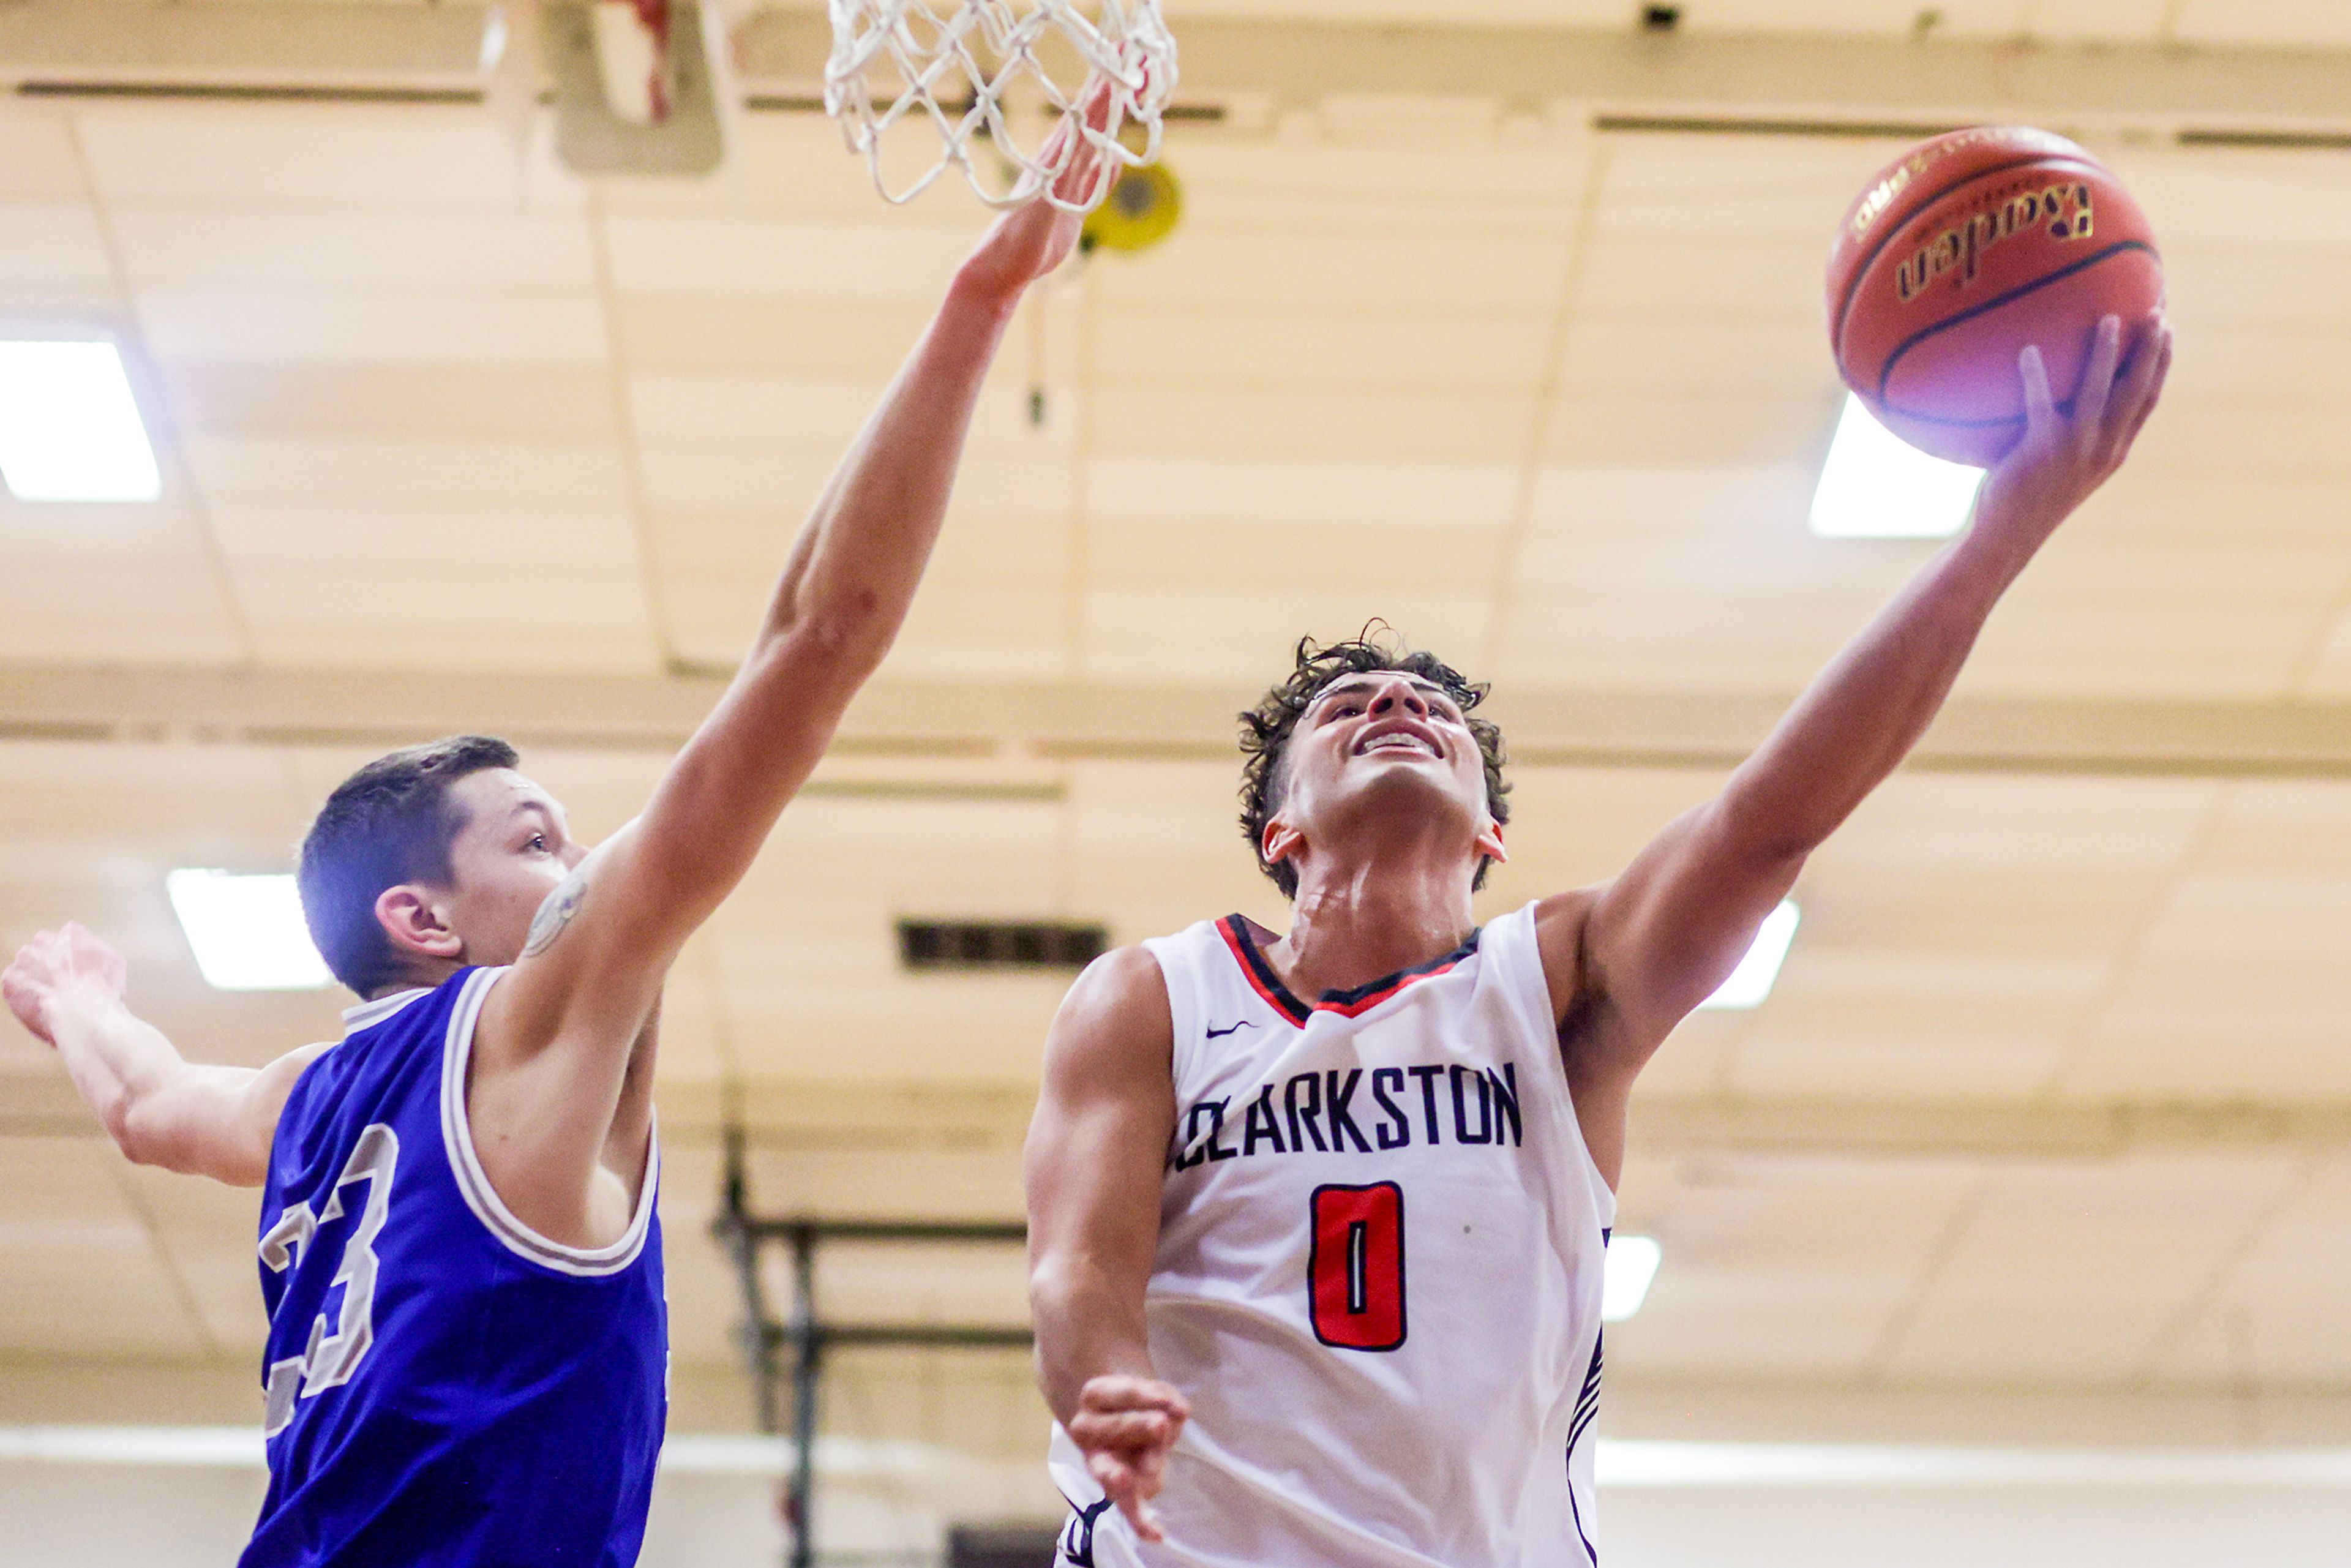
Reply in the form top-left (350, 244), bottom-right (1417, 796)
top-left (1826, 126), bottom-right (2162, 467)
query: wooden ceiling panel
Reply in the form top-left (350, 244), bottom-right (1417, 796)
top-left (75, 105), bottom-right (524, 208)
top-left (1089, 385), bottom-right (1532, 464)
top-left (601, 216), bottom-right (985, 302)
top-left (2158, 244), bottom-right (2351, 330)
top-left (157, 361), bottom-right (619, 446)
top-left (107, 209), bottom-right (596, 293)
top-left (1079, 586), bottom-right (1499, 683)
top-left (1593, 137), bottom-right (1896, 244)
top-left (1608, 1155), bottom-right (1979, 1379)
top-left (1090, 306), bottom-right (1553, 397)
top-left (2172, 0), bottom-right (2351, 47)
top-left (1091, 230), bottom-right (1572, 316)
top-left (1154, 136), bottom-right (1594, 209)
top-left (1954, 531), bottom-right (2347, 700)
top-left (612, 294), bottom-right (939, 378)
top-left (1085, 517), bottom-right (1512, 600)
top-left (0, 1136), bottom-right (211, 1359)
top-left (2025, 0), bottom-right (2174, 43)
top-left (180, 433), bottom-right (633, 510)
top-left (2117, 153), bottom-right (2351, 251)
top-left (0, 110), bottom-right (86, 201)
top-left (1882, 1153), bottom-right (2300, 1384)
top-left (1086, 457), bottom-right (1518, 532)
top-left (1556, 316), bottom-right (1834, 399)
top-left (230, 561), bottom-right (661, 673)
top-left (1677, 0), bottom-right (2030, 36)
top-left (1574, 235), bottom-right (1828, 324)
top-left (0, 499), bottom-right (244, 663)
top-left (133, 289), bottom-right (608, 367)
top-left (0, 201), bottom-right (114, 291)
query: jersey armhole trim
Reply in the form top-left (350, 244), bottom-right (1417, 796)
top-left (438, 967), bottom-right (660, 1278)
top-left (1502, 901), bottom-right (1619, 1217)
top-left (1139, 934), bottom-right (1198, 1095)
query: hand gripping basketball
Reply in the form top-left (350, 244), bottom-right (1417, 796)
top-left (1971, 310), bottom-right (2173, 554)
top-left (1069, 1374), bottom-right (1190, 1544)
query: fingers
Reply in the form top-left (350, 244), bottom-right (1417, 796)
top-left (1074, 1375), bottom-right (1187, 1543)
top-left (1070, 1406), bottom-right (1181, 1454)
top-left (1077, 1374), bottom-right (1190, 1419)
top-left (1089, 1460), bottom-right (1167, 1542)
top-left (1048, 78), bottom-right (1121, 207)
top-left (2017, 343), bottom-right (2058, 448)
top-left (2108, 313), bottom-right (2172, 463)
top-left (2070, 313), bottom-right (2122, 459)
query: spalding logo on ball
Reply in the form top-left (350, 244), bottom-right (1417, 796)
top-left (1827, 126), bottom-right (2163, 467)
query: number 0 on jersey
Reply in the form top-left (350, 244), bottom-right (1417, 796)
top-left (1308, 1182), bottom-right (1407, 1351)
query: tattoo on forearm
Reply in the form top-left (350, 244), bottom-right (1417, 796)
top-left (522, 867), bottom-right (590, 958)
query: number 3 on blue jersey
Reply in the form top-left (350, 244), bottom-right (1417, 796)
top-left (258, 1123), bottom-right (398, 1436)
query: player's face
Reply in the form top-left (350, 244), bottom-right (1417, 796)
top-left (435, 769), bottom-right (587, 968)
top-left (1269, 671), bottom-right (1498, 874)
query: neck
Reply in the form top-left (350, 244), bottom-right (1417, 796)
top-left (365, 956), bottom-right (463, 1002)
top-left (1267, 844), bottom-right (1477, 1000)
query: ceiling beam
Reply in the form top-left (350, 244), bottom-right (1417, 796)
top-left (2, 4), bottom-right (2347, 132)
top-left (4, 662), bottom-right (2351, 781)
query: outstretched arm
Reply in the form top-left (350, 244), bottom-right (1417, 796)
top-left (1541, 313), bottom-right (2173, 1184)
top-left (4, 924), bottom-right (325, 1187)
top-left (1025, 947), bottom-right (1190, 1543)
top-left (473, 117), bottom-right (1117, 1244)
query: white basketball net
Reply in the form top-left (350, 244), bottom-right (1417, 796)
top-left (826, 0), bottom-right (1177, 212)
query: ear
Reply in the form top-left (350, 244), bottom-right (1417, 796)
top-left (1475, 816), bottom-right (1508, 867)
top-left (1260, 811), bottom-right (1306, 880)
top-left (374, 884), bottom-right (463, 964)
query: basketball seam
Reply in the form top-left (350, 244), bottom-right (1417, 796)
top-left (1872, 240), bottom-right (2159, 426)
top-left (1831, 152), bottom-right (2107, 354)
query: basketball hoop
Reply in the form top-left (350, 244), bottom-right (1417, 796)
top-left (825, 0), bottom-right (1177, 213)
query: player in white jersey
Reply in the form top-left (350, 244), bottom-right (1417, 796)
top-left (1024, 312), bottom-right (2173, 1568)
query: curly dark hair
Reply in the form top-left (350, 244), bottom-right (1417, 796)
top-left (1238, 631), bottom-right (1510, 898)
top-left (296, 735), bottom-right (520, 997)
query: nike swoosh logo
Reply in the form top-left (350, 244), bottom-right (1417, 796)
top-left (1205, 1021), bottom-right (1255, 1039)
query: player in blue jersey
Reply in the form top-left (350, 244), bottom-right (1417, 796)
top-left (1, 123), bottom-right (1109, 1568)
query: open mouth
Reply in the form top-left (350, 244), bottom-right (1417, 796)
top-left (1355, 729), bottom-right (1441, 759)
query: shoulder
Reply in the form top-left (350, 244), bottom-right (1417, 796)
top-left (1043, 946), bottom-right (1173, 1081)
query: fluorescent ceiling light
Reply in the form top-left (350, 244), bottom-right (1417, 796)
top-left (1602, 1234), bottom-right (1662, 1323)
top-left (1697, 899), bottom-right (1799, 1011)
top-left (165, 870), bottom-right (332, 991)
top-left (1809, 394), bottom-right (1981, 540)
top-left (0, 340), bottom-right (162, 503)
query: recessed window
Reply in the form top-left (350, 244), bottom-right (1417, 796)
top-left (166, 871), bottom-right (332, 991)
top-left (0, 340), bottom-right (161, 503)
top-left (1809, 394), bottom-right (1981, 540)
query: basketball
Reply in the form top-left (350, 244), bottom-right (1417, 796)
top-left (1826, 126), bottom-right (2163, 466)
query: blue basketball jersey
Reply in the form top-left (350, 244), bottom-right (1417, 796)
top-left (247, 967), bottom-right (667, 1568)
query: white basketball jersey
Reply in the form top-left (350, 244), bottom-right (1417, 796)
top-left (1048, 901), bottom-right (1616, 1568)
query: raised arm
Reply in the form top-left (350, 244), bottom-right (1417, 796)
top-left (4, 924), bottom-right (325, 1187)
top-left (1025, 946), bottom-right (1190, 1543)
top-left (1541, 313), bottom-right (2173, 1183)
top-left (470, 123), bottom-right (1116, 1245)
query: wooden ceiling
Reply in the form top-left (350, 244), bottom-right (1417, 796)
top-left (4, 0), bottom-right (2351, 1447)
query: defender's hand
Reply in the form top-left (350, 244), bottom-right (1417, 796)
top-left (1070, 1373), bottom-right (1189, 1544)
top-left (1971, 310), bottom-right (2173, 554)
top-left (956, 84), bottom-right (1117, 301)
top-left (3, 923), bottom-right (129, 1045)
